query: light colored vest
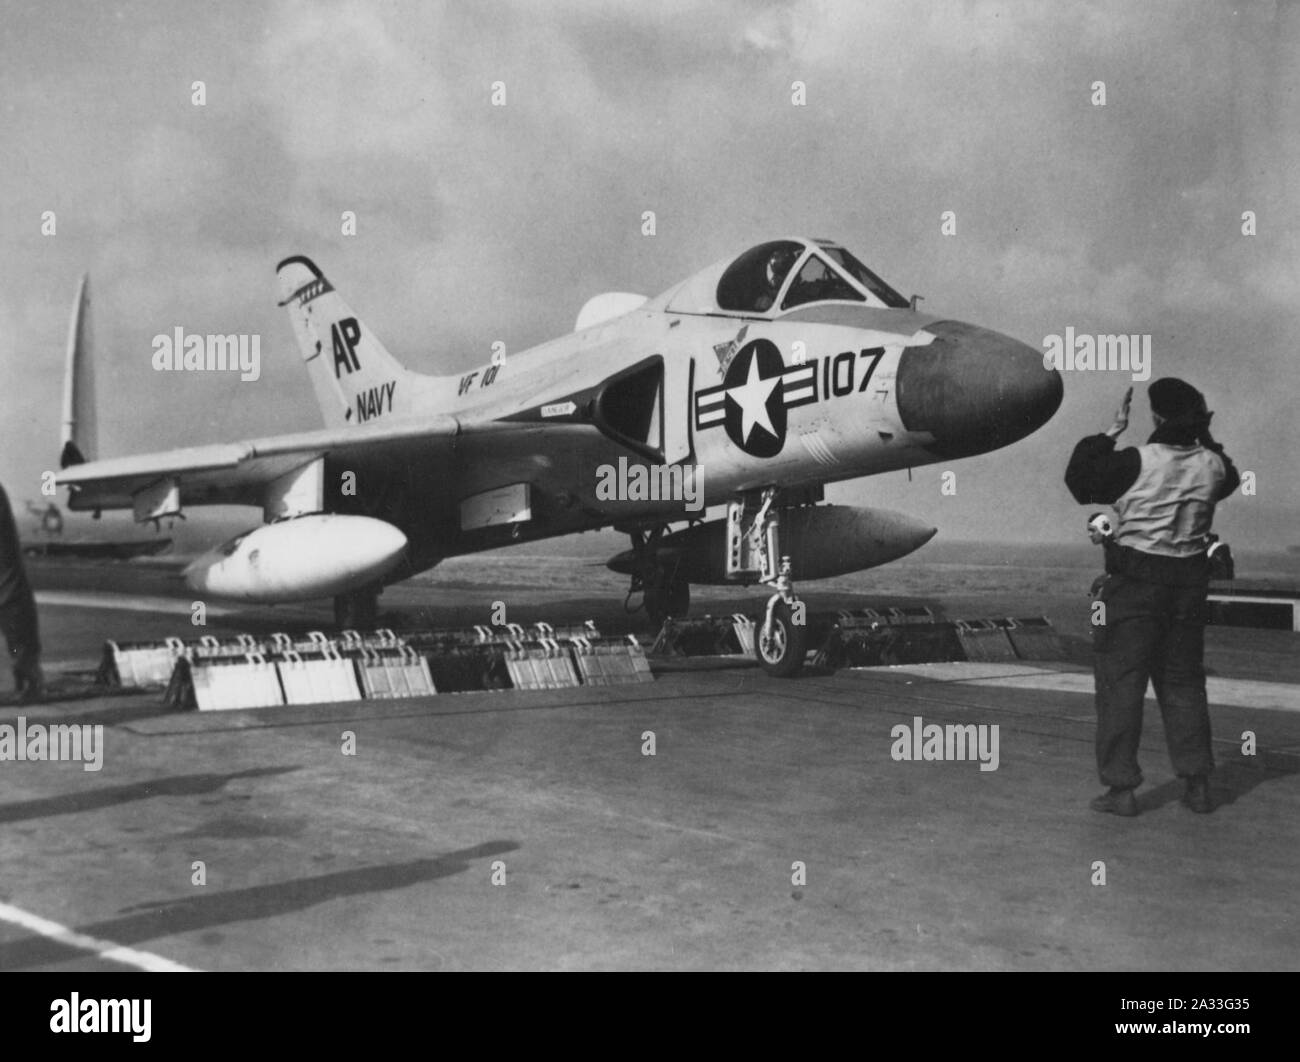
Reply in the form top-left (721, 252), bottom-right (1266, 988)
top-left (1114, 443), bottom-right (1227, 557)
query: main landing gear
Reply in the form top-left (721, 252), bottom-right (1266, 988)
top-left (732, 488), bottom-right (807, 678)
top-left (334, 585), bottom-right (380, 629)
top-left (624, 525), bottom-right (691, 627)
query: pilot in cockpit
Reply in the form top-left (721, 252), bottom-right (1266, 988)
top-left (755, 246), bottom-right (800, 311)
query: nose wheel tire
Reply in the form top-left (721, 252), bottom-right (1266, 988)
top-left (756, 600), bottom-right (807, 677)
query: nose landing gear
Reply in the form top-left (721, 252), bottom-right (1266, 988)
top-left (731, 489), bottom-right (806, 677)
top-left (755, 560), bottom-right (806, 677)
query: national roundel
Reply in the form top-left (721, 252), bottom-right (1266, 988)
top-left (723, 338), bottom-right (787, 458)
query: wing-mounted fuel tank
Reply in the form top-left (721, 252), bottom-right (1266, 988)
top-left (183, 514), bottom-right (408, 602)
top-left (606, 504), bottom-right (936, 586)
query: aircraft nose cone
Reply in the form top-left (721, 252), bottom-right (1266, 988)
top-left (895, 320), bottom-right (1062, 458)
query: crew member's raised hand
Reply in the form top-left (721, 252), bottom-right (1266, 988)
top-left (1105, 387), bottom-right (1132, 439)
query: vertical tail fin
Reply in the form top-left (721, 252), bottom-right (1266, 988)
top-left (276, 256), bottom-right (414, 428)
top-left (60, 273), bottom-right (95, 468)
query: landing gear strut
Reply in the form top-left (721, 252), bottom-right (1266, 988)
top-left (624, 526), bottom-right (691, 627)
top-left (645, 576), bottom-right (690, 628)
top-left (731, 489), bottom-right (806, 678)
top-left (333, 586), bottom-right (380, 630)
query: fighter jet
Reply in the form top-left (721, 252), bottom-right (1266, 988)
top-left (56, 238), bottom-right (1062, 676)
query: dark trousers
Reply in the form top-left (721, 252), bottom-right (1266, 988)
top-left (0, 485), bottom-right (40, 676)
top-left (1092, 573), bottom-right (1214, 788)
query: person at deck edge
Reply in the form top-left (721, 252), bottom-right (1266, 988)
top-left (1065, 379), bottom-right (1240, 816)
top-left (0, 482), bottom-right (43, 702)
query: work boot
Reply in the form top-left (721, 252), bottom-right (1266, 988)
top-left (13, 660), bottom-right (44, 704)
top-left (1090, 786), bottom-right (1139, 817)
top-left (1182, 775), bottom-right (1214, 814)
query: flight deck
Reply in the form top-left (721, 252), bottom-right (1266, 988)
top-left (2, 558), bottom-right (1297, 972)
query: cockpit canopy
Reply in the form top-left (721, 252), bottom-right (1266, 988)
top-left (664, 238), bottom-right (910, 317)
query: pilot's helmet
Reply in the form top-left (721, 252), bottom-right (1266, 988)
top-left (1087, 512), bottom-right (1114, 538)
top-left (765, 247), bottom-right (799, 289)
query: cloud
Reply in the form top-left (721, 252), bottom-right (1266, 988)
top-left (1160, 258), bottom-right (1236, 312)
top-left (125, 124), bottom-right (226, 216)
top-left (739, 6), bottom-right (798, 55)
top-left (259, 0), bottom-right (449, 162)
top-left (1242, 230), bottom-right (1300, 308)
top-left (1, 0), bottom-right (1296, 547)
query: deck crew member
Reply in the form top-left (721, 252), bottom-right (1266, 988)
top-left (0, 483), bottom-right (43, 702)
top-left (1065, 379), bottom-right (1239, 816)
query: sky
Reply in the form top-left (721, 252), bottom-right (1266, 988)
top-left (1, 0), bottom-right (1297, 550)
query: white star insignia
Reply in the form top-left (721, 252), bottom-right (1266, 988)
top-left (727, 354), bottom-right (779, 443)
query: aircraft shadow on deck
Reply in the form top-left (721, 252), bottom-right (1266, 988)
top-left (0, 766), bottom-right (301, 826)
top-left (0, 841), bottom-right (519, 971)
